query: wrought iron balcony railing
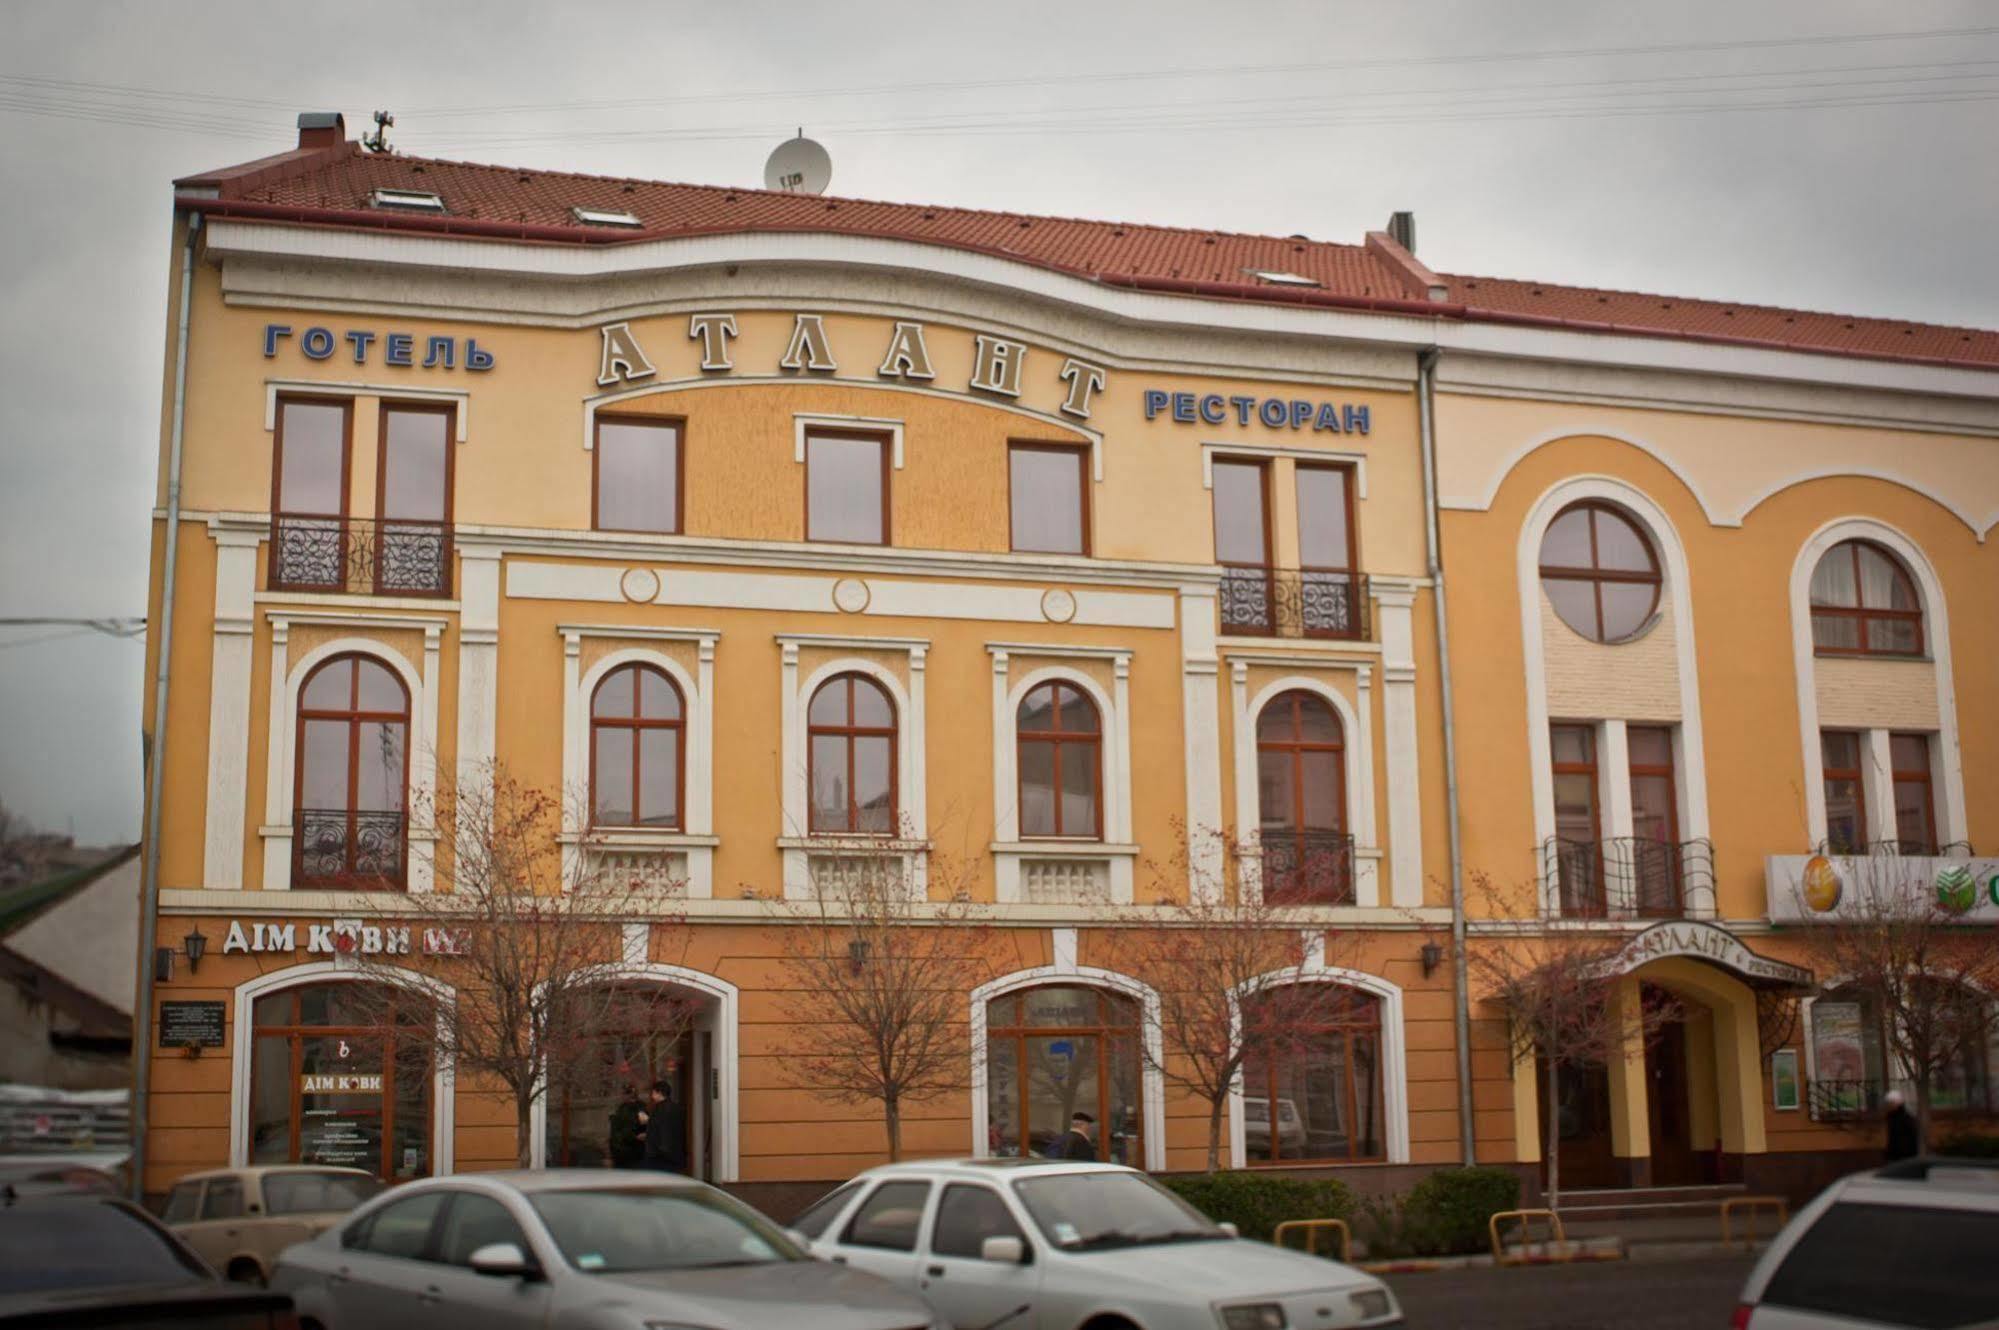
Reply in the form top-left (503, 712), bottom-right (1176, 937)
top-left (1260, 829), bottom-right (1357, 906)
top-left (1219, 567), bottom-right (1371, 641)
top-left (1813, 838), bottom-right (1976, 859)
top-left (1807, 1077), bottom-right (1993, 1121)
top-left (295, 808), bottom-right (407, 889)
top-left (1538, 836), bottom-right (1716, 920)
top-left (270, 515), bottom-right (453, 597)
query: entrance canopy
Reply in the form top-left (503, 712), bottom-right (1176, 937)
top-left (1596, 920), bottom-right (1811, 991)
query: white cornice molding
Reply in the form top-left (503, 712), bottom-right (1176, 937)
top-left (204, 221), bottom-right (1999, 405)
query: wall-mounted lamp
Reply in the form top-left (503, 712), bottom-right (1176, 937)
top-left (848, 940), bottom-right (870, 973)
top-left (1420, 941), bottom-right (1444, 979)
top-left (182, 927), bottom-right (209, 974)
top-left (153, 947), bottom-right (175, 983)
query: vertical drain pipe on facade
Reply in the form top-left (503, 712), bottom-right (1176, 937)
top-left (129, 210), bottom-right (200, 1200)
top-left (1417, 345), bottom-right (1477, 1165)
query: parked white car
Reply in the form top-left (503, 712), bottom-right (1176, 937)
top-left (796, 1159), bottom-right (1400, 1330)
top-left (1733, 1157), bottom-right (1999, 1328)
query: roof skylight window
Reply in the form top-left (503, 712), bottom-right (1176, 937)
top-left (1245, 268), bottom-right (1321, 288)
top-left (371, 188), bottom-right (446, 213)
top-left (572, 206), bottom-right (643, 228)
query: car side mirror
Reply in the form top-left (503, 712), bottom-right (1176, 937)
top-left (1218, 1222), bottom-right (1239, 1238)
top-left (980, 1236), bottom-right (1027, 1264)
top-left (468, 1242), bottom-right (536, 1278)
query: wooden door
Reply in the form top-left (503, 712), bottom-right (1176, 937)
top-left (1646, 1015), bottom-right (1696, 1185)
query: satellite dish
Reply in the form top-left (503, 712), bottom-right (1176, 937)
top-left (764, 131), bottom-right (832, 195)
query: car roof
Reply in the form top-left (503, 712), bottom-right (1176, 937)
top-left (1832, 1158), bottom-right (1999, 1212)
top-left (849, 1159), bottom-right (1139, 1183)
top-left (385, 1169), bottom-right (719, 1196)
top-left (169, 1164), bottom-right (379, 1184)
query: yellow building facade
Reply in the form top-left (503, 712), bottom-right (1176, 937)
top-left (134, 117), bottom-right (1999, 1203)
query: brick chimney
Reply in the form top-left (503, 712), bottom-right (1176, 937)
top-left (296, 112), bottom-right (346, 150)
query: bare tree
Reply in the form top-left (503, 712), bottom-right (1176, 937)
top-left (1112, 827), bottom-right (1361, 1173)
top-left (348, 762), bottom-right (690, 1167)
top-left (1464, 872), bottom-right (1678, 1210)
top-left (774, 844), bottom-right (992, 1162)
top-left (1785, 854), bottom-right (1999, 1146)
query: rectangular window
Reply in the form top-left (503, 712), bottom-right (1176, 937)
top-left (595, 416), bottom-right (682, 534)
top-left (1890, 732), bottom-right (1936, 853)
top-left (806, 430), bottom-right (888, 544)
top-left (1213, 459), bottom-right (1272, 634)
top-left (271, 398), bottom-right (352, 592)
top-left (1628, 725), bottom-right (1682, 916)
top-left (1009, 443), bottom-right (1088, 554)
top-left (1821, 731), bottom-right (1868, 853)
top-left (1296, 464), bottom-right (1355, 571)
top-left (1551, 723), bottom-right (1602, 915)
top-left (376, 404), bottom-right (453, 595)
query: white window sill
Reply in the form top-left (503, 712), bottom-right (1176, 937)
top-left (990, 842), bottom-right (1140, 857)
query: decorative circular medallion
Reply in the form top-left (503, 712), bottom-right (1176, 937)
top-left (1801, 855), bottom-right (1842, 914)
top-left (1936, 864), bottom-right (1976, 915)
top-left (619, 567), bottom-right (661, 604)
top-left (832, 577), bottom-right (871, 614)
top-left (1040, 587), bottom-right (1078, 623)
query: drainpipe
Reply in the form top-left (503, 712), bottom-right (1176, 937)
top-left (1417, 345), bottom-right (1476, 1165)
top-left (130, 209), bottom-right (200, 1201)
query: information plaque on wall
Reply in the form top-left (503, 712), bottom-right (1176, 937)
top-left (159, 1000), bottom-right (225, 1048)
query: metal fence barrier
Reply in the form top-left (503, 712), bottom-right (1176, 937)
top-left (1489, 1208), bottom-right (1568, 1264)
top-left (1273, 1218), bottom-right (1353, 1263)
top-left (1719, 1196), bottom-right (1789, 1250)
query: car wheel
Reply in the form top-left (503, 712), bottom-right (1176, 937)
top-left (226, 1258), bottom-right (266, 1287)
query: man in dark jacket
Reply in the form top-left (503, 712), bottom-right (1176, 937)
top-left (607, 1085), bottom-right (646, 1169)
top-left (1883, 1089), bottom-right (1921, 1162)
top-left (642, 1079), bottom-right (689, 1173)
top-left (1052, 1112), bottom-right (1097, 1161)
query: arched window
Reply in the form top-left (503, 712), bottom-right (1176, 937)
top-left (591, 663), bottom-right (684, 829)
top-left (1538, 501), bottom-right (1662, 643)
top-left (1241, 984), bottom-right (1384, 1163)
top-left (248, 981), bottom-right (431, 1181)
top-left (546, 983), bottom-right (704, 1171)
top-left (808, 673), bottom-right (897, 835)
top-left (1810, 539), bottom-right (1924, 656)
top-left (295, 654), bottom-right (409, 889)
top-left (984, 985), bottom-right (1142, 1163)
top-left (1017, 680), bottom-right (1102, 839)
top-left (1256, 691), bottom-right (1351, 904)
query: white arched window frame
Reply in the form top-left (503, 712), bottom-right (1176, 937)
top-left (779, 637), bottom-right (928, 898)
top-left (1230, 670), bottom-right (1378, 908)
top-left (1800, 971), bottom-right (1997, 1118)
top-left (969, 956), bottom-right (1166, 1172)
top-left (560, 628), bottom-right (719, 898)
top-left (261, 621), bottom-right (441, 892)
top-left (1788, 519), bottom-right (1966, 850)
top-left (1225, 957), bottom-right (1410, 1166)
top-left (989, 650), bottom-right (1136, 905)
top-left (526, 958), bottom-right (741, 1181)
top-left (1517, 477), bottom-right (1710, 914)
top-left (229, 961), bottom-right (456, 1174)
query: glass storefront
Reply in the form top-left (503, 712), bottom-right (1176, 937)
top-left (1240, 986), bottom-right (1384, 1163)
top-left (985, 985), bottom-right (1142, 1164)
top-left (545, 984), bottom-right (705, 1173)
top-left (249, 982), bottom-right (431, 1182)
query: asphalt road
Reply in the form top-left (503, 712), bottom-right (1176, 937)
top-left (1384, 1252), bottom-right (1758, 1330)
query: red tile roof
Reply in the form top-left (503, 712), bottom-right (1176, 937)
top-left (177, 141), bottom-right (1999, 371)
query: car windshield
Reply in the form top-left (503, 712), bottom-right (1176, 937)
top-left (528, 1187), bottom-right (805, 1274)
top-left (0, 1201), bottom-right (208, 1294)
top-left (1013, 1172), bottom-right (1224, 1251)
top-left (264, 1171), bottom-right (384, 1215)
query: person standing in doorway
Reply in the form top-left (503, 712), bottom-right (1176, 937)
top-left (643, 1079), bottom-right (689, 1173)
top-left (1883, 1089), bottom-right (1920, 1162)
top-left (607, 1084), bottom-right (646, 1169)
top-left (1053, 1112), bottom-right (1097, 1161)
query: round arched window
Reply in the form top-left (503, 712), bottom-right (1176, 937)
top-left (590, 663), bottom-right (684, 828)
top-left (1809, 539), bottom-right (1924, 656)
top-left (1538, 502), bottom-right (1661, 643)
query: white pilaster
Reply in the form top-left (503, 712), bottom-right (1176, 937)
top-left (261, 620), bottom-right (293, 890)
top-left (1354, 665), bottom-right (1378, 851)
top-left (1375, 588), bottom-right (1425, 908)
top-left (694, 638), bottom-right (716, 839)
top-left (1110, 656), bottom-right (1134, 845)
top-left (560, 631), bottom-right (585, 883)
top-left (411, 625), bottom-right (442, 893)
top-left (455, 547), bottom-right (502, 793)
top-left (991, 651), bottom-right (1016, 841)
top-left (1180, 589), bottom-right (1224, 899)
top-left (203, 530), bottom-right (261, 888)
top-left (779, 642), bottom-right (803, 839)
top-left (1601, 719), bottom-right (1634, 839)
top-left (1863, 727), bottom-right (1897, 845)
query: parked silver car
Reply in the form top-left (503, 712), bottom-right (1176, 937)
top-left (270, 1169), bottom-right (942, 1330)
top-left (797, 1159), bottom-right (1401, 1330)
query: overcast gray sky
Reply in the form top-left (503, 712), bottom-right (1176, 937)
top-left (2, 0), bottom-right (1994, 845)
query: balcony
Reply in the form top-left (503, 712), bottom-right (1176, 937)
top-left (1539, 836), bottom-right (1716, 920)
top-left (294, 808), bottom-right (407, 889)
top-left (1219, 567), bottom-right (1370, 641)
top-left (1766, 842), bottom-right (1991, 923)
top-left (1260, 830), bottom-right (1357, 906)
top-left (270, 515), bottom-right (453, 597)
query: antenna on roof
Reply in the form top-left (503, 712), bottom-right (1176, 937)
top-left (362, 111), bottom-right (395, 155)
top-left (764, 130), bottom-right (831, 196)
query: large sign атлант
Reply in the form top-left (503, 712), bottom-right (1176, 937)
top-left (1598, 919), bottom-right (1812, 988)
top-left (1766, 854), bottom-right (1999, 923)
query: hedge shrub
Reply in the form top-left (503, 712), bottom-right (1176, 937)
top-left (1939, 1131), bottom-right (1999, 1159)
top-left (1162, 1172), bottom-right (1356, 1243)
top-left (1399, 1166), bottom-right (1522, 1255)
